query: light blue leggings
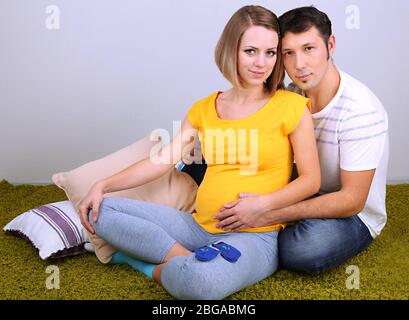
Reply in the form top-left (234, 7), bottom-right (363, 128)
top-left (90, 197), bottom-right (279, 300)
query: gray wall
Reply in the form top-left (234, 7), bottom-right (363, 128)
top-left (1, 0), bottom-right (408, 184)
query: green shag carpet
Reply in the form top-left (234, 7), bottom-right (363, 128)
top-left (0, 179), bottom-right (408, 300)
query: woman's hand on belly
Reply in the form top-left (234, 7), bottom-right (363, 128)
top-left (213, 192), bottom-right (269, 231)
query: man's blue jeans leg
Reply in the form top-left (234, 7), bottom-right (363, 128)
top-left (278, 215), bottom-right (373, 274)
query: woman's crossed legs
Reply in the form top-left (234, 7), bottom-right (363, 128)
top-left (90, 197), bottom-right (278, 300)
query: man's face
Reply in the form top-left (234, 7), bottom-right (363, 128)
top-left (281, 26), bottom-right (334, 92)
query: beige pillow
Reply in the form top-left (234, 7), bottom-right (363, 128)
top-left (52, 135), bottom-right (198, 264)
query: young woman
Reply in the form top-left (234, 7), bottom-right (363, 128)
top-left (79, 5), bottom-right (320, 300)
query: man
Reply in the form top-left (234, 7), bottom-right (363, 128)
top-left (211, 6), bottom-right (389, 274)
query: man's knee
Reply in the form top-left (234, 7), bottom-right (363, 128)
top-left (279, 252), bottom-right (326, 275)
top-left (278, 226), bottom-right (330, 275)
top-left (279, 217), bottom-right (372, 274)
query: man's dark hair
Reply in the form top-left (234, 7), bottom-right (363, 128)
top-left (279, 6), bottom-right (332, 45)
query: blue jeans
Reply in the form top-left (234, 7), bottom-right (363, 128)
top-left (90, 197), bottom-right (279, 300)
top-left (278, 215), bottom-right (373, 274)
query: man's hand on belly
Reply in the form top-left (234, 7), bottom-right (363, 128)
top-left (213, 193), bottom-right (268, 231)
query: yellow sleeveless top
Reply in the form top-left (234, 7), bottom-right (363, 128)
top-left (187, 89), bottom-right (310, 233)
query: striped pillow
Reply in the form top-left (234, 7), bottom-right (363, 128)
top-left (3, 201), bottom-right (88, 260)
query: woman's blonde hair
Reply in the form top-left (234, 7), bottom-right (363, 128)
top-left (215, 5), bottom-right (284, 93)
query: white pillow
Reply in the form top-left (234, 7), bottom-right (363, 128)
top-left (3, 200), bottom-right (89, 260)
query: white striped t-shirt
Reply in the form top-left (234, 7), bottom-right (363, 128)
top-left (289, 70), bottom-right (389, 238)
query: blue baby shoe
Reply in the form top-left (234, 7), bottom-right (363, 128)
top-left (212, 242), bottom-right (241, 263)
top-left (194, 245), bottom-right (220, 262)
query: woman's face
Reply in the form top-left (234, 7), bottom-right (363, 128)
top-left (237, 25), bottom-right (279, 89)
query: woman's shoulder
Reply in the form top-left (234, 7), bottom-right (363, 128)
top-left (187, 91), bottom-right (220, 116)
top-left (193, 91), bottom-right (220, 106)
